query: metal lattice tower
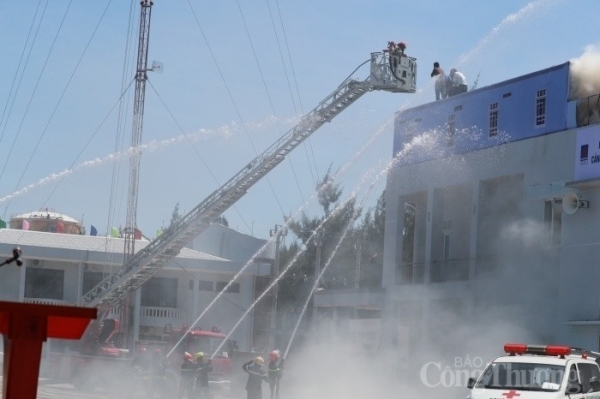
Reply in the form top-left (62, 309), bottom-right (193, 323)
top-left (118, 0), bottom-right (153, 347)
top-left (125, 0), bottom-right (153, 260)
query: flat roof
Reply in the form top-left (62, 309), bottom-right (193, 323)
top-left (0, 229), bottom-right (228, 262)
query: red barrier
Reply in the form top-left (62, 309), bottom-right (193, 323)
top-left (0, 301), bottom-right (96, 399)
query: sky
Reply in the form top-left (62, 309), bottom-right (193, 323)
top-left (0, 0), bottom-right (598, 242)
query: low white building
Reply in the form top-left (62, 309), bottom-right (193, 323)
top-left (0, 212), bottom-right (273, 353)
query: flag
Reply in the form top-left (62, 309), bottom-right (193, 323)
top-left (134, 228), bottom-right (142, 240)
top-left (56, 221), bottom-right (65, 233)
top-left (0, 219), bottom-right (6, 229)
top-left (22, 220), bottom-right (30, 230)
top-left (110, 227), bottom-right (119, 238)
top-left (156, 228), bottom-right (163, 237)
top-left (90, 225), bottom-right (98, 236)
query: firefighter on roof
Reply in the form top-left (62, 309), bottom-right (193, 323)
top-left (267, 350), bottom-right (284, 399)
top-left (243, 356), bottom-right (269, 399)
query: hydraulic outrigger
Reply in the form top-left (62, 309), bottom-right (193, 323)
top-left (80, 49), bottom-right (417, 309)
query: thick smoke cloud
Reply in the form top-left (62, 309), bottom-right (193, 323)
top-left (570, 45), bottom-right (600, 99)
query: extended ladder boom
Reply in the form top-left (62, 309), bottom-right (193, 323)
top-left (81, 51), bottom-right (417, 308)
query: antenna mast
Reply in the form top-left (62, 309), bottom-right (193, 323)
top-left (125, 0), bottom-right (153, 259)
top-left (120, 0), bottom-right (153, 347)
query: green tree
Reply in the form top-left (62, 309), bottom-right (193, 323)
top-left (170, 202), bottom-right (182, 227)
top-left (278, 167), bottom-right (358, 309)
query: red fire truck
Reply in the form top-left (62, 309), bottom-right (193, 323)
top-left (150, 324), bottom-right (233, 395)
top-left (49, 320), bottom-right (233, 397)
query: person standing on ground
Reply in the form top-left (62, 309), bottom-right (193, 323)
top-left (178, 352), bottom-right (196, 399)
top-left (195, 352), bottom-right (213, 399)
top-left (243, 356), bottom-right (268, 399)
top-left (267, 350), bottom-right (284, 399)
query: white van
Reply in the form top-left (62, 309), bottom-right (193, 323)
top-left (467, 344), bottom-right (600, 399)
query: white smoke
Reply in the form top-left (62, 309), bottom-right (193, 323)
top-left (569, 44), bottom-right (600, 99)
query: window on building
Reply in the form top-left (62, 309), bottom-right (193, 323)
top-left (446, 115), bottom-right (456, 146)
top-left (198, 280), bottom-right (213, 291)
top-left (82, 271), bottom-right (106, 295)
top-left (398, 202), bottom-right (417, 285)
top-left (216, 281), bottom-right (240, 293)
top-left (536, 89), bottom-right (546, 126)
top-left (141, 277), bottom-right (177, 307)
top-left (489, 103), bottom-right (499, 137)
top-left (25, 268), bottom-right (64, 300)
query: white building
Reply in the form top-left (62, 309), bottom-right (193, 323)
top-left (0, 211), bottom-right (273, 353)
top-left (381, 60), bottom-right (600, 365)
top-left (313, 60), bottom-right (600, 372)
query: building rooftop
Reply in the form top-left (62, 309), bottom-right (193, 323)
top-left (0, 229), bottom-right (228, 263)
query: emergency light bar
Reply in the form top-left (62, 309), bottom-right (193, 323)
top-left (504, 343), bottom-right (571, 357)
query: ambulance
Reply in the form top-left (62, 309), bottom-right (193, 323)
top-left (467, 344), bottom-right (600, 399)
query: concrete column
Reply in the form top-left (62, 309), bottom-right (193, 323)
top-left (468, 183), bottom-right (479, 322)
top-left (77, 262), bottom-right (84, 305)
top-left (192, 277), bottom-right (198, 326)
top-left (133, 288), bottom-right (141, 346)
top-left (18, 261), bottom-right (26, 301)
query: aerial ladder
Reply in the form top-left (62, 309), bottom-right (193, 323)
top-left (80, 48), bottom-right (417, 309)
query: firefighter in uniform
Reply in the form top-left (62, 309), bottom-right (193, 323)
top-left (242, 356), bottom-right (268, 399)
top-left (267, 350), bottom-right (284, 399)
top-left (178, 352), bottom-right (196, 399)
top-left (195, 352), bottom-right (213, 399)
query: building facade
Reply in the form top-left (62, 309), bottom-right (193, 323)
top-left (0, 213), bottom-right (273, 354)
top-left (382, 60), bottom-right (600, 366)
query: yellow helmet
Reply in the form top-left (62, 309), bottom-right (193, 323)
top-left (196, 352), bottom-right (204, 360)
top-left (254, 356), bottom-right (264, 366)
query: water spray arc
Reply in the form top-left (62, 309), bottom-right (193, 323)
top-left (210, 130), bottom-right (440, 360)
top-left (0, 121), bottom-right (257, 205)
top-left (168, 162), bottom-right (377, 359)
top-left (207, 162), bottom-right (384, 360)
top-left (283, 131), bottom-right (439, 359)
top-left (168, 108), bottom-right (430, 360)
top-left (165, 119), bottom-right (395, 358)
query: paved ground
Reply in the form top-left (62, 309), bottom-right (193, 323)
top-left (0, 378), bottom-right (138, 399)
top-left (37, 382), bottom-right (109, 399)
